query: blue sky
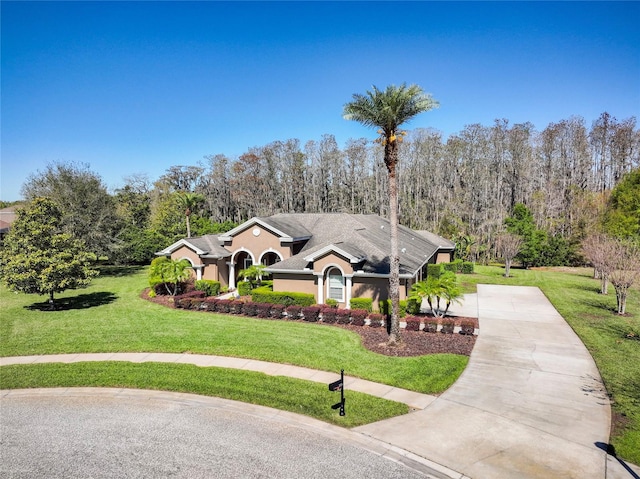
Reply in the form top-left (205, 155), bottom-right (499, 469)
top-left (2, 1), bottom-right (639, 201)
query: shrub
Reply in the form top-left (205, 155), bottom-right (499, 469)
top-left (424, 319), bottom-right (438, 333)
top-left (270, 304), bottom-right (285, 319)
top-left (325, 298), bottom-right (338, 308)
top-left (335, 309), bottom-right (351, 324)
top-left (350, 309), bottom-right (367, 326)
top-left (406, 297), bottom-right (421, 315)
top-left (441, 319), bottom-right (455, 334)
top-left (250, 287), bottom-right (315, 307)
top-left (301, 306), bottom-right (321, 322)
top-left (255, 303), bottom-right (272, 318)
top-left (378, 300), bottom-right (407, 318)
top-left (189, 298), bottom-right (204, 310)
top-left (195, 279), bottom-right (221, 297)
top-left (218, 299), bottom-right (233, 313)
top-left (203, 297), bottom-right (218, 311)
top-left (369, 313), bottom-right (384, 328)
top-left (405, 315), bottom-right (421, 331)
top-left (461, 261), bottom-right (475, 274)
top-left (147, 289), bottom-right (156, 298)
top-left (321, 307), bottom-right (337, 324)
top-left (350, 297), bottom-right (373, 312)
top-left (229, 300), bottom-right (244, 315)
top-left (443, 262), bottom-right (458, 273)
top-left (174, 290), bottom-right (206, 309)
top-left (242, 302), bottom-right (258, 317)
top-left (427, 263), bottom-right (443, 279)
top-left (238, 281), bottom-right (252, 297)
top-left (285, 305), bottom-right (302, 320)
top-left (460, 321), bottom-right (475, 335)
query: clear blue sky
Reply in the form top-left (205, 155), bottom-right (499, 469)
top-left (2, 1), bottom-right (639, 201)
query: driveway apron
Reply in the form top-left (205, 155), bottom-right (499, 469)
top-left (355, 284), bottom-right (612, 479)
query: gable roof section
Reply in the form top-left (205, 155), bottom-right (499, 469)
top-left (219, 216), bottom-right (312, 243)
top-left (415, 230), bottom-right (455, 250)
top-left (157, 235), bottom-right (231, 259)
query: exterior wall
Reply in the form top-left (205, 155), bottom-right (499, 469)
top-left (436, 251), bottom-right (453, 263)
top-left (312, 253), bottom-right (354, 275)
top-left (228, 224), bottom-right (292, 262)
top-left (170, 245), bottom-right (202, 267)
top-left (201, 259), bottom-right (219, 281)
top-left (216, 259), bottom-right (229, 287)
top-left (273, 273), bottom-right (316, 296)
top-left (351, 277), bottom-right (389, 305)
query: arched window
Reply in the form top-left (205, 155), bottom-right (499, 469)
top-left (327, 267), bottom-right (345, 302)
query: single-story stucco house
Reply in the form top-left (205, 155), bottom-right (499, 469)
top-left (157, 213), bottom-right (455, 308)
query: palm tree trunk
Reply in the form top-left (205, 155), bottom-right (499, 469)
top-left (186, 214), bottom-right (191, 238)
top-left (387, 143), bottom-right (401, 345)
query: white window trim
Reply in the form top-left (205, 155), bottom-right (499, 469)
top-left (326, 267), bottom-right (345, 302)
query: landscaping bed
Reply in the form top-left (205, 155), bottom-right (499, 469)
top-left (144, 289), bottom-right (478, 357)
top-left (338, 322), bottom-right (476, 357)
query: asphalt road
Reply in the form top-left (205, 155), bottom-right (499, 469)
top-left (1, 392), bottom-right (432, 479)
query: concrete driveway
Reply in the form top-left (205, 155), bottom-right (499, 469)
top-left (356, 284), bottom-right (616, 479)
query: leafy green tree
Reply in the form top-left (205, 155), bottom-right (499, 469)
top-left (603, 168), bottom-right (640, 240)
top-left (343, 83), bottom-right (438, 345)
top-left (410, 271), bottom-right (462, 318)
top-left (21, 161), bottom-right (119, 258)
top-left (0, 198), bottom-right (98, 307)
top-left (149, 256), bottom-right (192, 296)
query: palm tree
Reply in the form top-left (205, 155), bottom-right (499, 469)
top-left (410, 271), bottom-right (462, 318)
top-left (343, 84), bottom-right (438, 345)
top-left (176, 192), bottom-right (204, 238)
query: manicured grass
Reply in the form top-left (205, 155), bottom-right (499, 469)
top-left (0, 362), bottom-right (408, 428)
top-left (459, 265), bottom-right (640, 464)
top-left (0, 267), bottom-right (467, 395)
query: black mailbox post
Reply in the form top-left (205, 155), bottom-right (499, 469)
top-left (328, 369), bottom-right (345, 416)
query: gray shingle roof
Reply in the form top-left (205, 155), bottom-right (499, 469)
top-left (262, 213), bottom-right (443, 276)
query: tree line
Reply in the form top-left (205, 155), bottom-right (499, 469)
top-left (9, 111), bottom-right (639, 266)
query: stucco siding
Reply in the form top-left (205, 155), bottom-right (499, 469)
top-left (313, 253), bottom-right (354, 275)
top-left (273, 274), bottom-right (317, 297)
top-left (229, 224), bottom-right (292, 261)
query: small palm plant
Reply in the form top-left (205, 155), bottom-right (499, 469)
top-left (237, 264), bottom-right (267, 287)
top-left (410, 271), bottom-right (462, 318)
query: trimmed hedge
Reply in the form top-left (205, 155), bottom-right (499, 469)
top-left (441, 319), bottom-right (455, 334)
top-left (285, 305), bottom-right (302, 320)
top-left (378, 299), bottom-right (408, 318)
top-left (321, 308), bottom-right (337, 324)
top-left (194, 279), bottom-right (220, 297)
top-left (461, 261), bottom-right (474, 274)
top-left (250, 287), bottom-right (315, 307)
top-left (335, 309), bottom-right (351, 325)
top-left (301, 306), bottom-right (321, 322)
top-left (368, 313), bottom-right (384, 328)
top-left (424, 319), bottom-right (438, 333)
top-left (350, 309), bottom-right (368, 326)
top-left (255, 303), bottom-right (272, 318)
top-left (350, 297), bottom-right (373, 312)
top-left (242, 302), bottom-right (258, 317)
top-left (270, 304), bottom-right (286, 319)
top-left (325, 298), bottom-right (338, 308)
top-left (237, 281), bottom-right (252, 297)
top-left (405, 315), bottom-right (421, 331)
top-left (174, 290), bottom-right (206, 309)
top-left (460, 321), bottom-right (475, 335)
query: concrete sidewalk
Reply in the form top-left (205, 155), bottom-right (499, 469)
top-left (355, 284), bottom-right (626, 479)
top-left (0, 352), bottom-right (436, 411)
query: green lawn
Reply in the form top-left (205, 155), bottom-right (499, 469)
top-left (0, 267), bottom-right (466, 394)
top-left (459, 265), bottom-right (640, 464)
top-left (0, 362), bottom-right (407, 427)
top-left (1, 266), bottom-right (461, 427)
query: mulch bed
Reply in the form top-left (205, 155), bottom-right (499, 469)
top-left (337, 322), bottom-right (477, 357)
top-left (143, 289), bottom-right (477, 357)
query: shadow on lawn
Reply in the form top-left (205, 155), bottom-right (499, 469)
top-left (26, 292), bottom-right (118, 311)
top-left (96, 265), bottom-right (144, 277)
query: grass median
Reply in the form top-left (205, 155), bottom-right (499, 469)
top-left (0, 361), bottom-right (408, 428)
